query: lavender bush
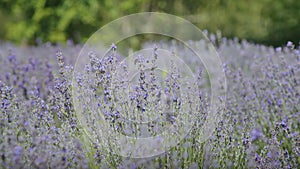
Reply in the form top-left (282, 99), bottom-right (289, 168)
top-left (0, 35), bottom-right (299, 169)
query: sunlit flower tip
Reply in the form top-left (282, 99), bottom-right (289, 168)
top-left (286, 41), bottom-right (294, 48)
top-left (275, 47), bottom-right (282, 52)
top-left (210, 34), bottom-right (216, 42)
top-left (111, 43), bottom-right (117, 51)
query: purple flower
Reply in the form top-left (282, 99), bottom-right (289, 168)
top-left (267, 151), bottom-right (272, 158)
top-left (242, 138), bottom-right (249, 147)
top-left (251, 129), bottom-right (263, 141)
top-left (277, 99), bottom-right (283, 106)
top-left (280, 117), bottom-right (288, 128)
top-left (0, 33), bottom-right (299, 169)
top-left (13, 146), bottom-right (23, 155)
top-left (275, 47), bottom-right (282, 52)
top-left (111, 43), bottom-right (117, 51)
top-left (286, 41), bottom-right (294, 49)
top-left (8, 53), bottom-right (17, 63)
top-left (255, 153), bottom-right (261, 163)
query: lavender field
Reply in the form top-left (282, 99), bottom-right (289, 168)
top-left (0, 36), bottom-right (299, 169)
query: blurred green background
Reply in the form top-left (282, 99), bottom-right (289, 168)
top-left (0, 0), bottom-right (299, 47)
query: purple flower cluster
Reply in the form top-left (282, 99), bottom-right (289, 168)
top-left (0, 44), bottom-right (88, 169)
top-left (0, 36), bottom-right (299, 169)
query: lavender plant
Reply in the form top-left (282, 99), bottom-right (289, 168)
top-left (0, 35), bottom-right (299, 169)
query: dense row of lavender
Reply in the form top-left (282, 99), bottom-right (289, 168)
top-left (0, 36), bottom-right (299, 168)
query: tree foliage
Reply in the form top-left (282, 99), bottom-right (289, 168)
top-left (0, 0), bottom-right (299, 46)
